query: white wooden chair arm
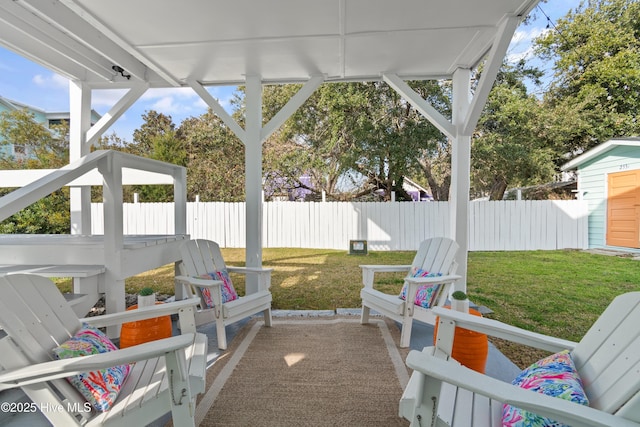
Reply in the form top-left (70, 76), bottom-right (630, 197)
top-left (226, 266), bottom-right (272, 290)
top-left (402, 275), bottom-right (461, 316)
top-left (360, 264), bottom-right (412, 272)
top-left (175, 275), bottom-right (223, 288)
top-left (81, 297), bottom-right (200, 329)
top-left (0, 333), bottom-right (197, 392)
top-left (360, 265), bottom-right (412, 288)
top-left (406, 349), bottom-right (640, 427)
top-left (431, 306), bottom-right (577, 353)
top-left (226, 266), bottom-right (273, 275)
top-left (404, 274), bottom-right (461, 285)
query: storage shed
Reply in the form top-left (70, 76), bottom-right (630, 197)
top-left (562, 138), bottom-right (640, 249)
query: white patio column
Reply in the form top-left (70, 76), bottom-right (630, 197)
top-left (244, 76), bottom-right (264, 294)
top-left (69, 80), bottom-right (93, 235)
top-left (450, 69), bottom-right (472, 292)
top-left (189, 76), bottom-right (322, 294)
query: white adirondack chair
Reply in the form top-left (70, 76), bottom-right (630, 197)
top-left (360, 237), bottom-right (461, 347)
top-left (400, 292), bottom-right (640, 427)
top-left (175, 239), bottom-right (272, 350)
top-left (0, 273), bottom-right (207, 427)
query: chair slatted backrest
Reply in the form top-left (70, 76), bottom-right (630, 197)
top-left (571, 291), bottom-right (640, 421)
top-left (411, 237), bottom-right (459, 276)
top-left (0, 274), bottom-right (89, 421)
top-left (180, 239), bottom-right (227, 277)
top-left (0, 274), bottom-right (80, 363)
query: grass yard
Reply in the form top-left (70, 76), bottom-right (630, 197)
top-left (58, 248), bottom-right (640, 367)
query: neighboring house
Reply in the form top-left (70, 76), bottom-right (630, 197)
top-left (402, 177), bottom-right (433, 201)
top-left (0, 95), bottom-right (101, 159)
top-left (562, 138), bottom-right (640, 250)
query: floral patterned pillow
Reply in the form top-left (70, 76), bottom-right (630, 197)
top-left (502, 350), bottom-right (589, 426)
top-left (199, 269), bottom-right (239, 308)
top-left (52, 323), bottom-right (131, 412)
top-left (398, 268), bottom-right (443, 308)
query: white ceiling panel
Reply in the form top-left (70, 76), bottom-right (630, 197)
top-left (0, 0), bottom-right (539, 88)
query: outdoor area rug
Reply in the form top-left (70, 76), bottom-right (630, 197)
top-left (196, 317), bottom-right (411, 426)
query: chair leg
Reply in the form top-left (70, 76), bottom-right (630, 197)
top-left (216, 321), bottom-right (228, 350)
top-left (166, 350), bottom-right (196, 427)
top-left (170, 400), bottom-right (196, 427)
top-left (263, 308), bottom-right (272, 327)
top-left (361, 304), bottom-right (371, 324)
top-left (399, 317), bottom-right (413, 348)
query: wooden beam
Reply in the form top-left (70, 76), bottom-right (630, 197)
top-left (188, 79), bottom-right (247, 142)
top-left (86, 83), bottom-right (148, 148)
top-left (18, 0), bottom-right (149, 82)
top-left (383, 73), bottom-right (455, 139)
top-left (261, 75), bottom-right (323, 142)
top-left (56, 0), bottom-right (179, 85)
top-left (463, 15), bottom-right (521, 135)
top-left (0, 1), bottom-right (114, 81)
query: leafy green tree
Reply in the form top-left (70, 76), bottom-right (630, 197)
top-left (472, 61), bottom-right (556, 200)
top-left (0, 109), bottom-right (68, 168)
top-left (178, 110), bottom-right (246, 201)
top-left (103, 111), bottom-right (188, 202)
top-left (535, 0), bottom-right (640, 156)
top-left (260, 83), bottom-right (359, 200)
top-left (261, 82), bottom-right (447, 201)
top-left (132, 128), bottom-right (187, 202)
top-left (131, 111), bottom-right (176, 156)
top-left (0, 109), bottom-right (70, 233)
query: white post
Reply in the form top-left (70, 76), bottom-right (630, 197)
top-left (191, 76), bottom-right (320, 293)
top-left (98, 154), bottom-right (125, 338)
top-left (450, 68), bottom-right (472, 293)
top-left (244, 76), bottom-right (263, 294)
top-left (69, 81), bottom-right (92, 235)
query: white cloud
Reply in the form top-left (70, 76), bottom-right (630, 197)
top-left (512, 27), bottom-right (548, 46)
top-left (150, 96), bottom-right (183, 114)
top-left (138, 87), bottom-right (202, 115)
top-left (140, 86), bottom-right (236, 116)
top-left (91, 89), bottom-right (129, 107)
top-left (194, 97), bottom-right (208, 110)
top-left (209, 87), bottom-right (236, 111)
top-left (506, 25), bottom-right (552, 64)
top-left (32, 73), bottom-right (68, 90)
top-left (142, 87), bottom-right (197, 101)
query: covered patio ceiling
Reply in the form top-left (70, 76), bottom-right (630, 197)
top-left (0, 0), bottom-right (540, 293)
top-left (1, 0), bottom-right (537, 88)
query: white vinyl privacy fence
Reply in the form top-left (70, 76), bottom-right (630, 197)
top-left (91, 200), bottom-right (588, 251)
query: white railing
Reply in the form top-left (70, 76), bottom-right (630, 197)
top-left (90, 199), bottom-right (588, 251)
top-left (0, 150), bottom-right (187, 237)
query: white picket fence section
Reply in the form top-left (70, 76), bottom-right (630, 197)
top-left (91, 200), bottom-right (589, 251)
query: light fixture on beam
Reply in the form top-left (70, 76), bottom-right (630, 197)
top-left (112, 65), bottom-right (131, 80)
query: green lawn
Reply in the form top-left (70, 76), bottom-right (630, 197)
top-left (57, 248), bottom-right (640, 349)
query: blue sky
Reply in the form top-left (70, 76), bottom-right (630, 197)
top-left (0, 0), bottom-right (582, 143)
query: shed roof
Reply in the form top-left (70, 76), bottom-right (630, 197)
top-left (561, 138), bottom-right (640, 171)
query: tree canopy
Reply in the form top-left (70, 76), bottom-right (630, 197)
top-left (536, 0), bottom-right (640, 156)
top-left (0, 110), bottom-right (70, 233)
